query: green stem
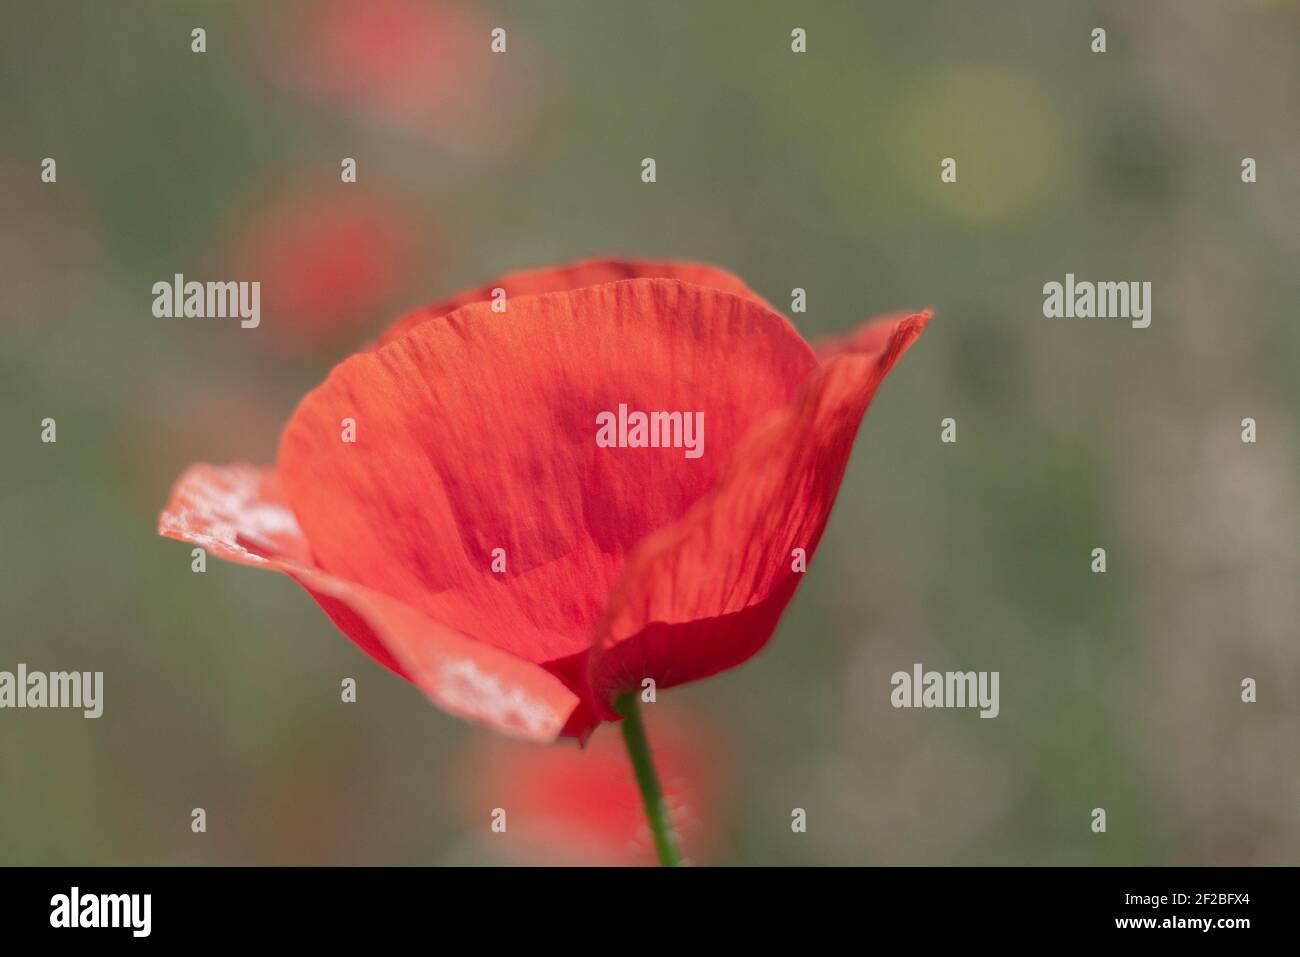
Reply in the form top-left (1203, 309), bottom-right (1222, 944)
top-left (615, 692), bottom-right (683, 867)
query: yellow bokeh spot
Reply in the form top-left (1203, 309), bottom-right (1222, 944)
top-left (888, 63), bottom-right (1070, 223)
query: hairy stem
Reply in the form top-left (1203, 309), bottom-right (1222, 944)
top-left (615, 692), bottom-right (682, 867)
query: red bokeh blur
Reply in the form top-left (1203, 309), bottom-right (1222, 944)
top-left (268, 0), bottom-right (538, 156)
top-left (225, 185), bottom-right (423, 350)
top-left (460, 708), bottom-right (727, 865)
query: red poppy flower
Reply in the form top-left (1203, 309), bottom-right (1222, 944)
top-left (158, 257), bottom-right (929, 743)
top-left (461, 708), bottom-right (725, 865)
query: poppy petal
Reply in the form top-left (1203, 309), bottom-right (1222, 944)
top-left (586, 311), bottom-right (931, 718)
top-left (813, 310), bottom-right (926, 362)
top-left (158, 463), bottom-right (579, 741)
top-left (277, 279), bottom-right (817, 670)
top-left (373, 256), bottom-right (773, 349)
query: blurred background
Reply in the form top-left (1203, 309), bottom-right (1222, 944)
top-left (1, 0), bottom-right (1298, 865)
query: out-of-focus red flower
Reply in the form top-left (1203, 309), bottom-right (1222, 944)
top-left (227, 187), bottom-right (420, 350)
top-left (268, 0), bottom-right (536, 156)
top-left (462, 709), bottom-right (725, 865)
top-left (158, 257), bottom-right (929, 742)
